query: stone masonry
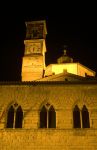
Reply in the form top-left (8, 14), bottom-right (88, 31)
top-left (0, 82), bottom-right (97, 149)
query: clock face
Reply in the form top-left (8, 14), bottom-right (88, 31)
top-left (25, 42), bottom-right (42, 54)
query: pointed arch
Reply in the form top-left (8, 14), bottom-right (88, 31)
top-left (15, 106), bottom-right (23, 128)
top-left (73, 105), bottom-right (81, 128)
top-left (82, 105), bottom-right (90, 128)
top-left (48, 106), bottom-right (56, 128)
top-left (6, 105), bottom-right (14, 128)
top-left (40, 106), bottom-right (47, 128)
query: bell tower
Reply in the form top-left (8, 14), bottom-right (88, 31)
top-left (21, 20), bottom-right (47, 81)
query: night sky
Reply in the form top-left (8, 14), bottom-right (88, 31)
top-left (0, 6), bottom-right (96, 81)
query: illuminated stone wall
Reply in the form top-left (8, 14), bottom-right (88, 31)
top-left (45, 63), bottom-right (95, 77)
top-left (0, 82), bottom-right (97, 149)
top-left (0, 129), bottom-right (97, 149)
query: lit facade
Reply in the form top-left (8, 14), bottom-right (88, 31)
top-left (0, 20), bottom-right (97, 150)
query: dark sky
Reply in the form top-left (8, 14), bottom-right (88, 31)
top-left (0, 6), bottom-right (97, 81)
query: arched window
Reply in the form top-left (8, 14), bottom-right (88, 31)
top-left (82, 105), bottom-right (90, 128)
top-left (48, 106), bottom-right (56, 128)
top-left (6, 105), bottom-right (14, 128)
top-left (15, 106), bottom-right (23, 128)
top-left (6, 104), bottom-right (23, 128)
top-left (40, 104), bottom-right (56, 128)
top-left (40, 106), bottom-right (47, 128)
top-left (73, 105), bottom-right (81, 128)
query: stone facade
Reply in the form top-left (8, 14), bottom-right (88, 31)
top-left (0, 82), bottom-right (97, 149)
top-left (0, 20), bottom-right (97, 150)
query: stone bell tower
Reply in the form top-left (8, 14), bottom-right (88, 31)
top-left (21, 20), bottom-right (47, 81)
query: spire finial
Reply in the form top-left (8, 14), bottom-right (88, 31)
top-left (63, 45), bottom-right (68, 56)
top-left (64, 49), bottom-right (67, 55)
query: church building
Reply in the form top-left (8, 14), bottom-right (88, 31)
top-left (0, 20), bottom-right (97, 150)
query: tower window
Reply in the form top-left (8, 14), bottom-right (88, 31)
top-left (40, 104), bottom-right (56, 128)
top-left (6, 104), bottom-right (23, 128)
